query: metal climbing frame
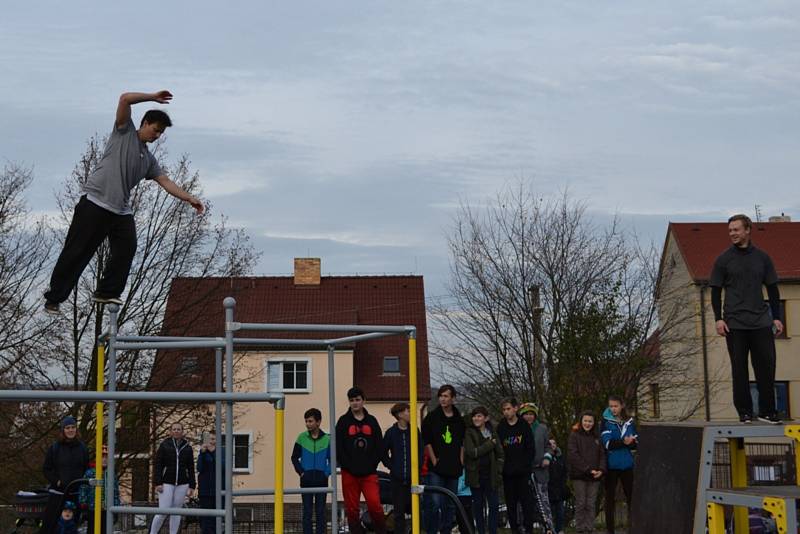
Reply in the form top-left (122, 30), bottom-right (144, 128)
top-left (0, 297), bottom-right (423, 534)
top-left (698, 423), bottom-right (800, 534)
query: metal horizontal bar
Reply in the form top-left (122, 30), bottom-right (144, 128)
top-left (707, 425), bottom-right (795, 439)
top-left (706, 488), bottom-right (798, 508)
top-left (115, 340), bottom-right (226, 350)
top-left (232, 338), bottom-right (331, 347)
top-left (227, 487), bottom-right (333, 496)
top-left (116, 335), bottom-right (223, 343)
top-left (109, 505), bottom-right (224, 517)
top-left (0, 390), bottom-right (283, 403)
top-left (328, 332), bottom-right (395, 345)
top-left (234, 323), bottom-right (415, 334)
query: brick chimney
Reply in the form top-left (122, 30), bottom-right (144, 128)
top-left (294, 258), bottom-right (321, 286)
top-left (768, 213), bottom-right (792, 223)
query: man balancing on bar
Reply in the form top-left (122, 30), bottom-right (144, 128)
top-left (44, 90), bottom-right (204, 314)
top-left (710, 213), bottom-right (784, 424)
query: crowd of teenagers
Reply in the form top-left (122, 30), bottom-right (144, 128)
top-left (40, 388), bottom-right (636, 534)
top-left (298, 385), bottom-right (638, 534)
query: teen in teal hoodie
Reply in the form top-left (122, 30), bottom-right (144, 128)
top-left (600, 396), bottom-right (637, 534)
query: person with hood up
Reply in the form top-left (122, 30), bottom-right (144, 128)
top-left (600, 396), bottom-right (636, 534)
top-left (197, 432), bottom-right (225, 534)
top-left (568, 411), bottom-right (606, 534)
top-left (382, 402), bottom-right (422, 534)
top-left (336, 387), bottom-right (385, 534)
top-left (463, 406), bottom-right (503, 534)
top-left (150, 422), bottom-right (196, 534)
top-left (422, 384), bottom-right (466, 534)
top-left (292, 409), bottom-right (331, 534)
top-left (547, 436), bottom-right (569, 534)
top-left (78, 445), bottom-right (120, 534)
top-left (42, 415), bottom-right (89, 534)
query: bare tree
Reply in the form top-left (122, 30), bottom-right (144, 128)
top-left (430, 184), bottom-right (704, 442)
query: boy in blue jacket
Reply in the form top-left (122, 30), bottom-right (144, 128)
top-left (383, 402), bottom-right (423, 534)
top-left (600, 395), bottom-right (637, 534)
top-left (291, 408), bottom-right (331, 534)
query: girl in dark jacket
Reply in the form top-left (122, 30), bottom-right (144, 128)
top-left (567, 411), bottom-right (606, 534)
top-left (463, 406), bottom-right (504, 534)
top-left (42, 416), bottom-right (89, 534)
top-left (150, 422), bottom-right (196, 534)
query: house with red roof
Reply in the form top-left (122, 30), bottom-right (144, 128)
top-left (146, 258), bottom-right (431, 514)
top-left (650, 218), bottom-right (800, 421)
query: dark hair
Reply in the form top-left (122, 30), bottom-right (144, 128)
top-left (59, 428), bottom-right (82, 443)
top-left (577, 410), bottom-right (597, 434)
top-left (391, 402), bottom-right (410, 417)
top-left (304, 408), bottom-right (322, 421)
top-left (470, 406), bottom-right (489, 418)
top-left (437, 384), bottom-right (457, 398)
top-left (500, 397), bottom-right (518, 408)
top-left (141, 109), bottom-right (172, 128)
top-left (347, 387), bottom-right (365, 400)
top-left (728, 214), bottom-right (752, 230)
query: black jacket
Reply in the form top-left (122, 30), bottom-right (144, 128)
top-left (382, 423), bottom-right (423, 483)
top-left (336, 408), bottom-right (383, 476)
top-left (154, 438), bottom-right (196, 489)
top-left (43, 439), bottom-right (89, 491)
top-left (567, 428), bottom-right (606, 481)
top-left (422, 406), bottom-right (466, 478)
top-left (547, 448), bottom-right (569, 502)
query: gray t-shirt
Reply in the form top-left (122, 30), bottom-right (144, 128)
top-left (83, 119), bottom-right (163, 215)
top-left (709, 244), bottom-right (778, 329)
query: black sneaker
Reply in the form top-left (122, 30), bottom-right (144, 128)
top-left (739, 413), bottom-right (752, 424)
top-left (757, 413), bottom-right (782, 425)
top-left (92, 292), bottom-right (123, 305)
top-left (43, 301), bottom-right (61, 315)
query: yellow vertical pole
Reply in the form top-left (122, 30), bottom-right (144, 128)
top-left (94, 344), bottom-right (105, 534)
top-left (730, 438), bottom-right (748, 534)
top-left (707, 503), bottom-right (725, 534)
top-left (274, 399), bottom-right (285, 534)
top-left (408, 334), bottom-right (420, 534)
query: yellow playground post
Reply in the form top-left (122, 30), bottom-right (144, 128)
top-left (408, 334), bottom-right (420, 534)
top-left (274, 399), bottom-right (286, 534)
top-left (94, 344), bottom-right (105, 534)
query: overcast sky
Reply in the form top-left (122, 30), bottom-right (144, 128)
top-left (3, 1), bottom-right (798, 298)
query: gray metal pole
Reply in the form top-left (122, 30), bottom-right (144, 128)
top-left (0, 390), bottom-right (282, 403)
top-left (105, 304), bottom-right (119, 534)
top-left (234, 322), bottom-right (415, 334)
top-left (215, 348), bottom-right (223, 534)
top-left (224, 298), bottom-right (236, 534)
top-left (327, 345), bottom-right (339, 534)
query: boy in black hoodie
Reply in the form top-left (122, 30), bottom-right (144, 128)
top-left (421, 384), bottom-right (466, 534)
top-left (496, 398), bottom-right (535, 534)
top-left (383, 402), bottom-right (423, 534)
top-left (335, 387), bottom-right (386, 534)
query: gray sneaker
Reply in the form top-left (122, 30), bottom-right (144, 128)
top-left (92, 292), bottom-right (123, 305)
top-left (44, 301), bottom-right (61, 315)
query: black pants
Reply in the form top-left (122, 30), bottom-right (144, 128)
top-left (726, 327), bottom-right (777, 416)
top-left (301, 490), bottom-right (327, 534)
top-left (85, 510), bottom-right (110, 534)
top-left (44, 196), bottom-right (137, 304)
top-left (502, 473), bottom-right (534, 534)
top-left (456, 495), bottom-right (473, 533)
top-left (199, 495), bottom-right (218, 534)
top-left (390, 478), bottom-right (411, 534)
top-left (604, 469), bottom-right (633, 534)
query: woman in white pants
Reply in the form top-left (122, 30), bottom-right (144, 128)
top-left (150, 423), bottom-right (196, 534)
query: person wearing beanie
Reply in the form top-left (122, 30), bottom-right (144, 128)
top-left (518, 402), bottom-right (554, 529)
top-left (42, 416), bottom-right (89, 533)
top-left (336, 387), bottom-right (385, 534)
top-left (57, 500), bottom-right (79, 534)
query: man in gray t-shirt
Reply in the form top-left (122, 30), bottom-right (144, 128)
top-left (710, 214), bottom-right (784, 424)
top-left (44, 90), bottom-right (203, 313)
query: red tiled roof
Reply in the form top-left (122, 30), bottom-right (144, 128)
top-left (669, 222), bottom-right (800, 283)
top-left (149, 276), bottom-right (431, 401)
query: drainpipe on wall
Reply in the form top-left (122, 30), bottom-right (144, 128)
top-left (699, 284), bottom-right (711, 421)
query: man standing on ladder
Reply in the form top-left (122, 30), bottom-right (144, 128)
top-left (44, 90), bottom-right (203, 314)
top-left (711, 213), bottom-right (784, 424)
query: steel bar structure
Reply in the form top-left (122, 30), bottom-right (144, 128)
top-left (0, 297), bottom-right (421, 534)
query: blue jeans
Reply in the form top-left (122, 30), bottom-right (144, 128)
top-left (302, 492), bottom-right (326, 534)
top-left (550, 499), bottom-right (565, 533)
top-left (470, 482), bottom-right (499, 534)
top-left (425, 472), bottom-right (459, 534)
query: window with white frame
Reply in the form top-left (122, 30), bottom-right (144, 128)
top-left (267, 359), bottom-right (311, 393)
top-left (221, 433), bottom-right (253, 473)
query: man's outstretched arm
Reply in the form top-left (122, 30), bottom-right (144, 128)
top-left (116, 90), bottom-right (173, 128)
top-left (153, 175), bottom-right (204, 214)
